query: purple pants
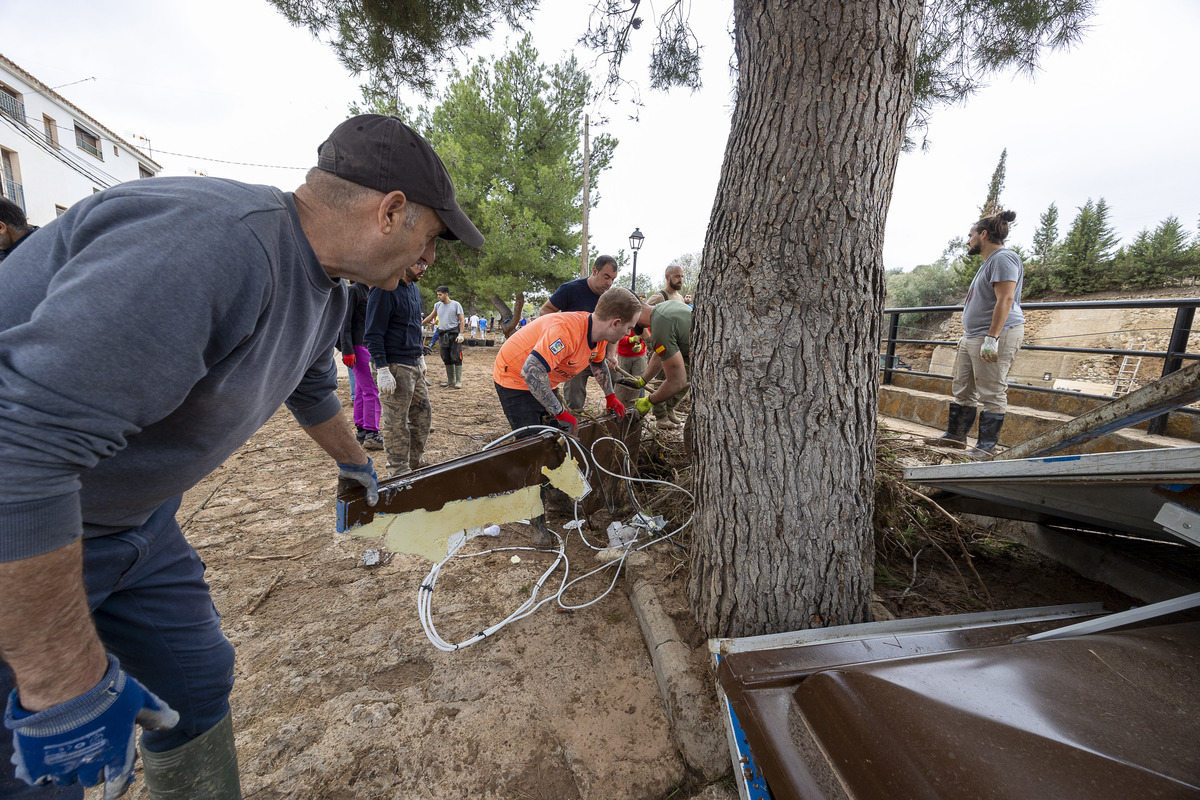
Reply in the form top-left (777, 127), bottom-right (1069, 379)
top-left (351, 345), bottom-right (381, 432)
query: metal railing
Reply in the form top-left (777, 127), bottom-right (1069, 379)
top-left (2, 179), bottom-right (24, 213)
top-left (879, 298), bottom-right (1200, 435)
top-left (0, 92), bottom-right (25, 121)
top-left (75, 134), bottom-right (103, 160)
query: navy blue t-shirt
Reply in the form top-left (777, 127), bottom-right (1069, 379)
top-left (548, 277), bottom-right (602, 313)
top-left (364, 281), bottom-right (424, 367)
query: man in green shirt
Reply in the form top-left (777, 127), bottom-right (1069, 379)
top-left (626, 301), bottom-right (691, 427)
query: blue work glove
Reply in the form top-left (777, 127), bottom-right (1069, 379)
top-left (338, 457), bottom-right (379, 507)
top-left (4, 654), bottom-right (178, 798)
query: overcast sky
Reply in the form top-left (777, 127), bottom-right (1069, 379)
top-left (4, 0), bottom-right (1198, 282)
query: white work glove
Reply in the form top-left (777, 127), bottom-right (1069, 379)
top-left (376, 366), bottom-right (397, 395)
top-left (419, 355), bottom-right (428, 373)
top-left (980, 335), bottom-right (999, 363)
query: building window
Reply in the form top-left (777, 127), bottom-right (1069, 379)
top-left (1, 148), bottom-right (25, 212)
top-left (0, 84), bottom-right (25, 122)
top-left (74, 124), bottom-right (104, 160)
top-left (139, 165), bottom-right (154, 179)
top-left (113, 145), bottom-right (119, 157)
top-left (55, 205), bottom-right (68, 217)
top-left (43, 115), bottom-right (59, 148)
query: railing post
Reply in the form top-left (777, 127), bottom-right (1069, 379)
top-left (882, 312), bottom-right (900, 385)
top-left (1148, 306), bottom-right (1194, 435)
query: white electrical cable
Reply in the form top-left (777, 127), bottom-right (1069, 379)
top-left (415, 423), bottom-right (693, 651)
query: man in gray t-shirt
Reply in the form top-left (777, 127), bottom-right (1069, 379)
top-left (422, 285), bottom-right (465, 388)
top-left (933, 210), bottom-right (1024, 454)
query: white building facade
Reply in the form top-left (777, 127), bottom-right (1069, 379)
top-left (0, 53), bottom-right (160, 227)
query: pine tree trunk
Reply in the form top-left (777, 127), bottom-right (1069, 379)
top-left (689, 0), bottom-right (922, 638)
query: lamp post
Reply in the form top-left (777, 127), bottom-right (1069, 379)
top-left (628, 227), bottom-right (644, 295)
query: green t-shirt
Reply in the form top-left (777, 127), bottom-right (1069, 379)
top-left (649, 300), bottom-right (691, 362)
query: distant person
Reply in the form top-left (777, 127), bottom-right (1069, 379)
top-left (422, 285), bottom-right (464, 389)
top-left (365, 262), bottom-right (434, 476)
top-left (684, 293), bottom-right (693, 306)
top-left (539, 255), bottom-right (620, 411)
top-left (0, 197), bottom-right (38, 263)
top-left (518, 316), bottom-right (528, 327)
top-left (933, 210), bottom-right (1024, 454)
top-left (647, 263), bottom-right (685, 306)
top-left (493, 287), bottom-right (638, 546)
top-left (478, 316), bottom-right (487, 338)
top-left (468, 313), bottom-right (481, 340)
top-left (339, 280), bottom-right (383, 449)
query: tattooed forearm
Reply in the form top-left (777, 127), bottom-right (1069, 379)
top-left (522, 355), bottom-right (562, 414)
top-left (590, 360), bottom-right (614, 396)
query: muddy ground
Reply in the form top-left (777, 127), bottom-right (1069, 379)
top-left (90, 336), bottom-right (1136, 800)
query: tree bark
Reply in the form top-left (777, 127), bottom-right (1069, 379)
top-left (689, 0), bottom-right (922, 638)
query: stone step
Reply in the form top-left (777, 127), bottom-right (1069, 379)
top-left (878, 384), bottom-right (1191, 455)
top-left (885, 371), bottom-right (1200, 443)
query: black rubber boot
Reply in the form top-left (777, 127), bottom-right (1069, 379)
top-left (975, 411), bottom-right (1006, 454)
top-left (532, 514), bottom-right (554, 548)
top-left (140, 710), bottom-right (242, 799)
top-left (930, 402), bottom-right (976, 447)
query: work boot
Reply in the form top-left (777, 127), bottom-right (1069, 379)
top-left (655, 416), bottom-right (679, 430)
top-left (363, 431), bottom-right (384, 451)
top-left (975, 411), bottom-right (1006, 454)
top-left (667, 409), bottom-right (683, 424)
top-left (453, 364), bottom-right (463, 388)
top-left (532, 514), bottom-right (554, 548)
top-left (355, 427), bottom-right (368, 445)
top-left (140, 710), bottom-right (242, 799)
top-left (928, 402), bottom-right (976, 448)
top-left (442, 365), bottom-right (454, 388)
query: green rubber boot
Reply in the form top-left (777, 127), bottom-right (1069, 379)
top-left (140, 710), bottom-right (242, 799)
top-left (453, 364), bottom-right (463, 388)
top-left (442, 364), bottom-right (454, 387)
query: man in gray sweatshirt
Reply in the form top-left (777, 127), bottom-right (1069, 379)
top-left (0, 115), bottom-right (482, 799)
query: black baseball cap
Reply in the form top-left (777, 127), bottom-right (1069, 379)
top-left (317, 114), bottom-right (484, 248)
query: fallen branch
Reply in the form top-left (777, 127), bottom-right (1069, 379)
top-left (246, 550), bottom-right (314, 562)
top-left (245, 573), bottom-right (283, 615)
top-left (180, 475), bottom-right (232, 532)
top-left (900, 484), bottom-right (993, 607)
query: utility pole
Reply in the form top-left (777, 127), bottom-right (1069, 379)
top-left (580, 114), bottom-right (590, 278)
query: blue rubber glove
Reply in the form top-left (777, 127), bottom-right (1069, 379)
top-left (338, 457), bottom-right (379, 507)
top-left (4, 654), bottom-right (178, 798)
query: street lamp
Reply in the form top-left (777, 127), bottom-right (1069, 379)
top-left (628, 227), bottom-right (644, 294)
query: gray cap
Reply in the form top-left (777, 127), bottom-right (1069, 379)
top-left (317, 115), bottom-right (484, 248)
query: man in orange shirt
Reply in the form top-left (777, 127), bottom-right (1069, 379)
top-left (493, 287), bottom-right (640, 544)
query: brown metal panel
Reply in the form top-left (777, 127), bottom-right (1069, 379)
top-left (720, 618), bottom-right (1200, 800)
top-left (336, 416), bottom-right (639, 532)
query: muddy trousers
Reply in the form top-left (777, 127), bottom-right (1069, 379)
top-left (494, 383), bottom-right (563, 545)
top-left (0, 496), bottom-right (237, 799)
top-left (615, 353), bottom-right (648, 406)
top-left (562, 370), bottom-right (589, 411)
top-left (437, 331), bottom-right (462, 365)
top-left (951, 324), bottom-right (1024, 415)
top-left (380, 362), bottom-right (432, 477)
